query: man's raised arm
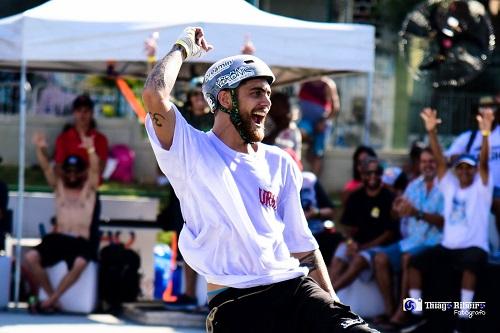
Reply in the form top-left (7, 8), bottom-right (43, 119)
top-left (420, 108), bottom-right (447, 180)
top-left (142, 27), bottom-right (212, 150)
top-left (476, 108), bottom-right (494, 185)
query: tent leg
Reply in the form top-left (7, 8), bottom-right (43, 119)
top-left (363, 71), bottom-right (374, 145)
top-left (14, 58), bottom-right (27, 308)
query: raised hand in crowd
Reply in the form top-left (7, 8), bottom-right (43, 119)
top-left (32, 131), bottom-right (48, 149)
top-left (420, 107), bottom-right (441, 133)
top-left (477, 107), bottom-right (495, 134)
top-left (420, 108), bottom-right (447, 179)
top-left (477, 107), bottom-right (494, 184)
top-left (32, 131), bottom-right (56, 187)
top-left (241, 34), bottom-right (256, 55)
top-left (79, 134), bottom-right (95, 151)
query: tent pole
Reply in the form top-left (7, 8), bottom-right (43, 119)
top-left (363, 71), bottom-right (374, 145)
top-left (14, 57), bottom-right (27, 308)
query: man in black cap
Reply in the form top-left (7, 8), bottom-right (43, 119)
top-left (24, 132), bottom-right (99, 312)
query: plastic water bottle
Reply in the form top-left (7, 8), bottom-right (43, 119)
top-left (153, 243), bottom-right (172, 300)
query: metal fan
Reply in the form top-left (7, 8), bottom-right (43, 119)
top-left (400, 0), bottom-right (496, 87)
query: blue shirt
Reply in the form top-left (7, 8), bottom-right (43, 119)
top-left (399, 176), bottom-right (444, 252)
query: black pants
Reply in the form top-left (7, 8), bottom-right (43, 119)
top-left (207, 276), bottom-right (379, 333)
top-left (411, 245), bottom-right (487, 275)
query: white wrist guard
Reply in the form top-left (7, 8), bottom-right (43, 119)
top-left (175, 27), bottom-right (203, 61)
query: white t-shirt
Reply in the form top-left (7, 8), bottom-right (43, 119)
top-left (146, 104), bottom-right (318, 288)
top-left (446, 126), bottom-right (500, 188)
top-left (439, 171), bottom-right (493, 252)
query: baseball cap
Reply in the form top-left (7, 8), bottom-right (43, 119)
top-left (478, 96), bottom-right (499, 108)
top-left (382, 166), bottom-right (403, 186)
top-left (454, 154), bottom-right (477, 168)
top-left (62, 155), bottom-right (87, 172)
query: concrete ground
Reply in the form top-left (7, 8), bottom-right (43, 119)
top-left (0, 309), bottom-right (205, 333)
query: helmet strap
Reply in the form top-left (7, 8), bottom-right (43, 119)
top-left (219, 89), bottom-right (253, 144)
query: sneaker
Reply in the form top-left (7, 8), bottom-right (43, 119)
top-left (163, 294), bottom-right (198, 311)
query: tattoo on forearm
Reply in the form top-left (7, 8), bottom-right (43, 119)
top-left (151, 112), bottom-right (166, 127)
top-left (144, 45), bottom-right (184, 92)
top-left (299, 252), bottom-right (318, 273)
top-left (144, 54), bottom-right (169, 91)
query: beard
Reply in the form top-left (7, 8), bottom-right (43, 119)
top-left (238, 110), bottom-right (266, 143)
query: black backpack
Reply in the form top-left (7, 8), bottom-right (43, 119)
top-left (98, 231), bottom-right (141, 311)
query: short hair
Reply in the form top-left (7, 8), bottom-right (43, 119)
top-left (360, 156), bottom-right (383, 175)
top-left (352, 145), bottom-right (377, 180)
top-left (419, 147), bottom-right (434, 159)
top-left (72, 94), bottom-right (94, 111)
top-left (409, 140), bottom-right (426, 162)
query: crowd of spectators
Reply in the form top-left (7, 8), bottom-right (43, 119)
top-left (264, 90), bottom-right (499, 332)
top-left (4, 63), bottom-right (499, 333)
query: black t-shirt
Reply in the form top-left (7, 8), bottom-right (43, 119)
top-left (340, 186), bottom-right (397, 244)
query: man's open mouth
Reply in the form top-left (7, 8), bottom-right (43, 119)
top-left (252, 113), bottom-right (266, 126)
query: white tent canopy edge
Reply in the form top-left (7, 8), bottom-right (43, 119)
top-left (0, 0), bottom-right (375, 78)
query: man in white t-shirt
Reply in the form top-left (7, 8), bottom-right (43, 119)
top-left (405, 107), bottom-right (494, 332)
top-left (142, 27), bottom-right (378, 332)
top-left (445, 95), bottom-right (500, 239)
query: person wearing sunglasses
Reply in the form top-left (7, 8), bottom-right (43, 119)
top-left (329, 157), bottom-right (398, 292)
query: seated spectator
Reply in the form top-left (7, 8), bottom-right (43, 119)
top-left (406, 107), bottom-right (494, 332)
top-left (263, 92), bottom-right (302, 160)
top-left (298, 77), bottom-right (340, 175)
top-left (25, 132), bottom-right (99, 313)
top-left (341, 145), bottom-right (377, 206)
top-left (372, 147), bottom-right (444, 328)
top-left (445, 96), bottom-right (500, 239)
top-left (54, 94), bottom-right (107, 252)
top-left (400, 141), bottom-right (426, 186)
top-left (329, 157), bottom-right (398, 291)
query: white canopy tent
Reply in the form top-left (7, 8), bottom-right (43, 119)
top-left (0, 0), bottom-right (374, 81)
top-left (0, 0), bottom-right (375, 306)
